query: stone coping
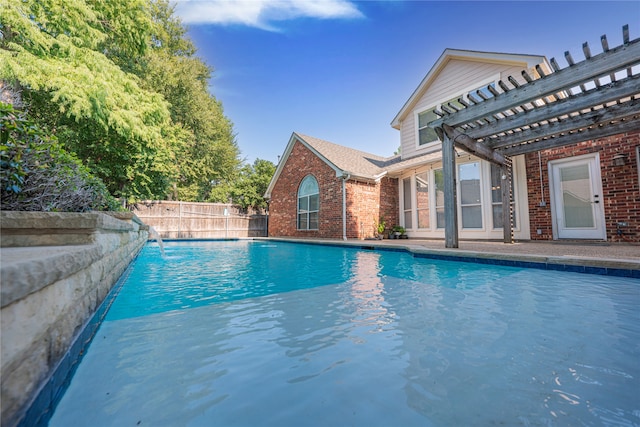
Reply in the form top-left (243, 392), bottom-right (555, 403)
top-left (0, 211), bottom-right (137, 231)
top-left (0, 245), bottom-right (105, 308)
top-left (0, 211), bottom-right (145, 306)
top-left (0, 211), bottom-right (144, 248)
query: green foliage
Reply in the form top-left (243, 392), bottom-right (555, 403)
top-left (141, 0), bottom-right (240, 201)
top-left (0, 0), bottom-right (170, 143)
top-left (0, 102), bottom-right (122, 211)
top-left (0, 0), bottom-right (243, 203)
top-left (222, 159), bottom-right (276, 209)
top-left (392, 225), bottom-right (406, 234)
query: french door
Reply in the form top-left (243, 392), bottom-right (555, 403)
top-left (549, 154), bottom-right (606, 240)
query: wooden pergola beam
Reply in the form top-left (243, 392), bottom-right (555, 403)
top-left (429, 38), bottom-right (640, 129)
top-left (464, 74), bottom-right (640, 142)
top-left (442, 124), bottom-right (506, 165)
top-left (500, 162), bottom-right (513, 244)
top-left (486, 99), bottom-right (640, 149)
top-left (441, 131), bottom-right (459, 248)
top-left (501, 116), bottom-right (640, 156)
top-left (429, 26), bottom-right (637, 248)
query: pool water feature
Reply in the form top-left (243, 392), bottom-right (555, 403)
top-left (49, 241), bottom-right (639, 426)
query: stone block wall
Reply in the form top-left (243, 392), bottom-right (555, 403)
top-left (0, 212), bottom-right (149, 427)
top-left (525, 131), bottom-right (640, 242)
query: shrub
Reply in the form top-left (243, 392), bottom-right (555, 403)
top-left (0, 102), bottom-right (122, 212)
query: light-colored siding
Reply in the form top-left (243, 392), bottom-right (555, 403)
top-left (398, 59), bottom-right (535, 159)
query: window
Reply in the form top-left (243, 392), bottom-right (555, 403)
top-left (403, 177), bottom-right (413, 229)
top-left (297, 175), bottom-right (319, 230)
top-left (490, 164), bottom-right (516, 229)
top-left (417, 81), bottom-right (497, 148)
top-left (459, 162), bottom-right (483, 229)
top-left (434, 169), bottom-right (445, 229)
top-left (417, 96), bottom-right (462, 147)
top-left (416, 172), bottom-right (430, 229)
top-left (418, 109), bottom-right (440, 146)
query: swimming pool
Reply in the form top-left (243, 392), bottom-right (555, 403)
top-left (49, 240), bottom-right (639, 426)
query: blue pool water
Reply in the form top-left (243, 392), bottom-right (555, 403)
top-left (50, 241), bottom-right (639, 426)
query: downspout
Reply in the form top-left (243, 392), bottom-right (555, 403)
top-left (341, 172), bottom-right (350, 241)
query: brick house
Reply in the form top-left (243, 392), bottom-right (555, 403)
top-left (266, 49), bottom-right (639, 242)
top-left (265, 132), bottom-right (401, 239)
top-left (525, 134), bottom-right (639, 242)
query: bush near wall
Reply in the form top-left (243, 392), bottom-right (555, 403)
top-left (0, 103), bottom-right (121, 212)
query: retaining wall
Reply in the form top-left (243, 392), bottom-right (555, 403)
top-left (0, 211), bottom-right (149, 427)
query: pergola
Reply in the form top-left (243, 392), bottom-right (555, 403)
top-left (429, 25), bottom-right (640, 248)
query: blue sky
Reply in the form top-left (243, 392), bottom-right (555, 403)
top-left (173, 1), bottom-right (639, 165)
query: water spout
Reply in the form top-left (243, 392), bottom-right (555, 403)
top-left (148, 226), bottom-right (165, 256)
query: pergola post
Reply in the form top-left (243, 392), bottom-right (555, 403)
top-left (500, 159), bottom-right (513, 244)
top-left (442, 132), bottom-right (459, 248)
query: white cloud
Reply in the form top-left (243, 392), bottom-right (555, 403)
top-left (173, 0), bottom-right (364, 29)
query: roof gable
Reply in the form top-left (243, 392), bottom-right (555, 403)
top-left (390, 49), bottom-right (549, 129)
top-left (264, 132), bottom-right (396, 199)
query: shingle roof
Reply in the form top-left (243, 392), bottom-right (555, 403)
top-left (294, 133), bottom-right (392, 180)
top-left (293, 132), bottom-right (443, 179)
top-left (264, 131), bottom-right (445, 198)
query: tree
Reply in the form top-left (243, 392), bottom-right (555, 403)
top-left (139, 0), bottom-right (240, 201)
top-left (1, 102), bottom-right (121, 211)
top-left (0, 0), bottom-right (240, 202)
top-left (226, 159), bottom-right (276, 209)
top-left (0, 0), bottom-right (178, 199)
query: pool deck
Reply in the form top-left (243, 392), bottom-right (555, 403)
top-left (261, 237), bottom-right (640, 276)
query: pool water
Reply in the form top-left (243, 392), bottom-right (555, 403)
top-left (50, 241), bottom-right (640, 426)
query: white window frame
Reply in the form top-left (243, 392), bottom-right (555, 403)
top-left (489, 162), bottom-right (519, 230)
top-left (458, 161), bottom-right (484, 230)
top-left (433, 168), bottom-right (446, 229)
top-left (431, 160), bottom-right (486, 231)
top-left (399, 156), bottom-right (528, 239)
top-left (297, 175), bottom-right (319, 231)
top-left (415, 171), bottom-right (430, 230)
top-left (402, 176), bottom-right (413, 230)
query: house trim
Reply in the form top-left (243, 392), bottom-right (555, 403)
top-left (391, 49), bottom-right (548, 130)
top-left (412, 73), bottom-right (502, 154)
top-left (396, 154), bottom-right (530, 240)
top-left (548, 152), bottom-right (606, 241)
top-left (265, 133), bottom-right (343, 200)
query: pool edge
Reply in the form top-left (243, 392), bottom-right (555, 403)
top-left (18, 253), bottom-right (140, 427)
top-left (257, 237), bottom-right (640, 277)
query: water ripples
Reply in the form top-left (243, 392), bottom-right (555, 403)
top-left (51, 241), bottom-right (640, 427)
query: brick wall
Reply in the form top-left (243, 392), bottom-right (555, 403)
top-left (346, 177), bottom-right (399, 239)
top-left (268, 140), bottom-right (399, 239)
top-left (268, 141), bottom-right (342, 238)
top-left (525, 131), bottom-right (639, 242)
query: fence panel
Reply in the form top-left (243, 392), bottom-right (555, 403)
top-left (131, 201), bottom-right (267, 239)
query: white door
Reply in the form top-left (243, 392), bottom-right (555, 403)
top-left (550, 154), bottom-right (606, 240)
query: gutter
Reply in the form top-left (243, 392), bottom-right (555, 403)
top-left (341, 171), bottom-right (351, 241)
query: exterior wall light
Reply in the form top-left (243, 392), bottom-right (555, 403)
top-left (613, 153), bottom-right (627, 166)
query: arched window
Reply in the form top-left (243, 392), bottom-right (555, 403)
top-left (298, 175), bottom-right (319, 230)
